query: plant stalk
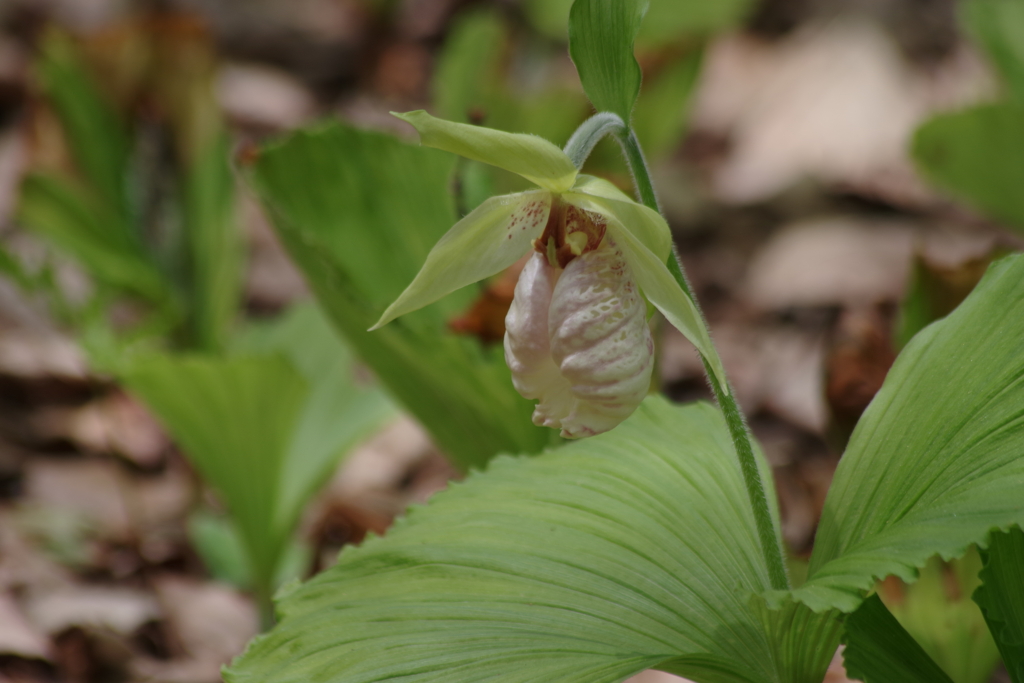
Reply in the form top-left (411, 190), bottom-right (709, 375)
top-left (563, 112), bottom-right (627, 169)
top-left (615, 127), bottom-right (790, 591)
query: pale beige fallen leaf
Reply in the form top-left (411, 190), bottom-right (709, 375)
top-left (690, 21), bottom-right (991, 204)
top-left (29, 392), bottom-right (168, 468)
top-left (0, 593), bottom-right (50, 660)
top-left (135, 576), bottom-right (258, 683)
top-left (23, 458), bottom-right (132, 540)
top-left (217, 62), bottom-right (318, 131)
top-left (243, 196), bottom-right (309, 310)
top-left (744, 217), bottom-right (917, 310)
top-left (24, 586), bottom-right (160, 636)
top-left (663, 323), bottom-right (828, 434)
top-left (328, 414), bottom-right (435, 505)
top-left (0, 329), bottom-right (88, 381)
top-left (0, 510), bottom-right (73, 594)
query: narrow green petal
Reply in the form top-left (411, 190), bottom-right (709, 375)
top-left (604, 219), bottom-right (728, 389)
top-left (393, 110), bottom-right (577, 193)
top-left (566, 177), bottom-right (672, 260)
top-left (371, 191), bottom-right (551, 329)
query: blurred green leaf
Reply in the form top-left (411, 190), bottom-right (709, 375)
top-left (249, 122), bottom-right (554, 470)
top-left (36, 29), bottom-right (132, 216)
top-left (233, 304), bottom-right (396, 531)
top-left (17, 172), bottom-right (173, 307)
top-left (974, 527), bottom-right (1024, 682)
top-left (637, 0), bottom-right (754, 48)
top-left (895, 252), bottom-right (995, 350)
top-left (879, 551), bottom-right (999, 683)
top-left (526, 0), bottom-right (752, 44)
top-left (912, 102), bottom-right (1024, 232)
top-left (181, 131), bottom-right (240, 351)
top-left (842, 594), bottom-right (955, 683)
top-left (632, 49), bottom-right (703, 159)
top-left (774, 254), bottom-right (1024, 614)
top-left (189, 511), bottom-right (315, 593)
top-left (189, 512), bottom-right (254, 589)
top-left (433, 9), bottom-right (505, 123)
top-left (965, 0), bottom-right (1024, 102)
top-left (127, 353), bottom-right (306, 595)
top-left (124, 303), bottom-right (393, 599)
top-left (226, 397), bottom-right (841, 683)
top-left (568, 0), bottom-right (648, 123)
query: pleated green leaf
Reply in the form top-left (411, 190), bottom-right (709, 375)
top-left (248, 122), bottom-right (554, 470)
top-left (842, 594), bottom-right (955, 683)
top-left (568, 0), bottom-right (648, 124)
top-left (226, 397), bottom-right (840, 683)
top-left (123, 304), bottom-right (393, 596)
top-left (974, 526), bottom-right (1024, 682)
top-left (777, 254), bottom-right (1024, 614)
top-left (912, 102), bottom-right (1024, 233)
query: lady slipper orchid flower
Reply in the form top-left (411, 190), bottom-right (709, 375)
top-left (372, 111), bottom-right (724, 437)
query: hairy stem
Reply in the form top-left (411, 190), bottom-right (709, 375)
top-left (616, 128), bottom-right (790, 591)
top-left (563, 112), bottom-right (626, 169)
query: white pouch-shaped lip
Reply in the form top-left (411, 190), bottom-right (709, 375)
top-left (504, 236), bottom-right (654, 439)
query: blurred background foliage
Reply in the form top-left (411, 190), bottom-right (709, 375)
top-left (0, 0), bottom-right (1021, 680)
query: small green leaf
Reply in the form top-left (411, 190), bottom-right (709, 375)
top-left (780, 254), bottom-right (1024, 613)
top-left (249, 122), bottom-right (554, 469)
top-left (124, 304), bottom-right (392, 595)
top-left (636, 0), bottom-right (753, 48)
top-left (965, 0), bottom-right (1024, 102)
top-left (912, 102), bottom-right (1024, 232)
top-left (529, 0), bottom-right (752, 44)
top-left (842, 594), bottom-right (955, 683)
top-left (227, 398), bottom-right (836, 683)
top-left (393, 110), bottom-right (578, 192)
top-left (974, 526), bottom-right (1024, 682)
top-left (568, 0), bottom-right (648, 124)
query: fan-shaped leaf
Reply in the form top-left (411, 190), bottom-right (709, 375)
top-left (779, 254), bottom-right (1024, 613)
top-left (227, 398), bottom-right (840, 683)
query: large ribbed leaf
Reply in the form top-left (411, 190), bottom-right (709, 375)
top-left (248, 122), bottom-right (554, 470)
top-left (227, 397), bottom-right (841, 683)
top-left (775, 254), bottom-right (1024, 614)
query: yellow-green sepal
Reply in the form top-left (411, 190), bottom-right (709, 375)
top-left (603, 217), bottom-right (728, 391)
top-left (393, 111), bottom-right (578, 193)
top-left (567, 175), bottom-right (672, 261)
top-left (371, 191), bottom-right (551, 329)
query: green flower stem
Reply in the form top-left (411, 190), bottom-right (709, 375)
top-left (616, 125), bottom-right (790, 591)
top-left (563, 112), bottom-right (627, 169)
